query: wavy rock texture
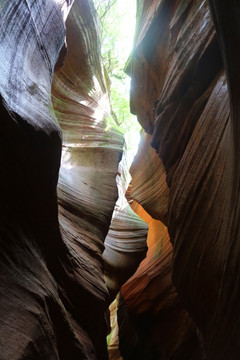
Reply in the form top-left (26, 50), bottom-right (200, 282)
top-left (121, 0), bottom-right (240, 359)
top-left (0, 0), bottom-right (145, 359)
top-left (0, 1), bottom-right (67, 358)
top-left (127, 131), bottom-right (169, 224)
top-left (52, 1), bottom-right (148, 355)
top-left (52, 1), bottom-right (127, 358)
top-left (103, 154), bottom-right (148, 302)
top-left (119, 199), bottom-right (201, 359)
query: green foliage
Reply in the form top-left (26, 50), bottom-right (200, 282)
top-left (93, 0), bottom-right (141, 159)
top-left (94, 0), bottom-right (122, 74)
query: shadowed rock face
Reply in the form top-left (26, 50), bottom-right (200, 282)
top-left (0, 1), bottom-right (67, 358)
top-left (119, 196), bottom-right (201, 359)
top-left (119, 0), bottom-right (240, 359)
top-left (0, 0), bottom-right (147, 359)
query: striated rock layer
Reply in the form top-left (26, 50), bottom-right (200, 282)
top-left (119, 195), bottom-right (201, 359)
top-left (103, 153), bottom-right (148, 302)
top-left (121, 0), bottom-right (240, 359)
top-left (0, 0), bottom-right (147, 359)
top-left (52, 1), bottom-right (124, 358)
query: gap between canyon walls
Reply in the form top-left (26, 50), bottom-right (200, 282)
top-left (88, 2), bottom-right (198, 359)
top-left (52, 1), bottom-right (178, 359)
top-left (52, 0), bottom-right (149, 359)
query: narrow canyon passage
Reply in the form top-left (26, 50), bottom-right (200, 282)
top-left (0, 1), bottom-right (240, 360)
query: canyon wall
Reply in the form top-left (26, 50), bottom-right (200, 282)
top-left (120, 0), bottom-right (240, 359)
top-left (0, 0), bottom-right (146, 358)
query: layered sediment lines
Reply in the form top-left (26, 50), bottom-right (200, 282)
top-left (122, 0), bottom-right (240, 358)
top-left (119, 178), bottom-right (201, 358)
top-left (103, 155), bottom-right (148, 301)
top-left (0, 1), bottom-right (147, 359)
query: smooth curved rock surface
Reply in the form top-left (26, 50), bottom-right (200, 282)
top-left (126, 0), bottom-right (240, 358)
top-left (119, 201), bottom-right (201, 359)
top-left (52, 1), bottom-right (148, 354)
top-left (0, 0), bottom-right (127, 359)
top-left (0, 1), bottom-right (67, 358)
top-left (0, 1), bottom-right (148, 358)
top-left (103, 154), bottom-right (148, 301)
top-left (127, 131), bottom-right (169, 224)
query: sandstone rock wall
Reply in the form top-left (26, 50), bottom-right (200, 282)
top-left (0, 1), bottom-right (147, 359)
top-left (121, 0), bottom-right (240, 359)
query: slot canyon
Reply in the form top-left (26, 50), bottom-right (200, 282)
top-left (0, 0), bottom-right (240, 359)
